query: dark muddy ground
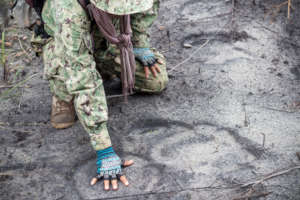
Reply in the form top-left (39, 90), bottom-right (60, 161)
top-left (1, 0), bottom-right (300, 200)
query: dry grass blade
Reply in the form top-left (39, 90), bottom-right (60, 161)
top-left (0, 85), bottom-right (29, 89)
top-left (288, 0), bottom-right (291, 19)
top-left (17, 37), bottom-right (32, 61)
top-left (1, 30), bottom-right (8, 82)
top-left (0, 73), bottom-right (40, 99)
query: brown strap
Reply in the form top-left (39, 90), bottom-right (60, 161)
top-left (25, 0), bottom-right (34, 7)
top-left (78, 0), bottom-right (136, 101)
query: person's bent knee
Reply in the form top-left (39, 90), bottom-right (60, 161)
top-left (135, 49), bottom-right (169, 93)
top-left (146, 76), bottom-right (169, 93)
top-left (135, 74), bottom-right (169, 93)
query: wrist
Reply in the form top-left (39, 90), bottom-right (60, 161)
top-left (133, 47), bottom-right (150, 52)
top-left (96, 146), bottom-right (116, 159)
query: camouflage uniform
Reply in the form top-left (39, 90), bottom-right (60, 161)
top-left (39, 0), bottom-right (168, 150)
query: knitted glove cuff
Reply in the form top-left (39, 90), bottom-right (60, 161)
top-left (97, 146), bottom-right (115, 159)
top-left (133, 48), bottom-right (156, 66)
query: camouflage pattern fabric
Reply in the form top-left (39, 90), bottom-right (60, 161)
top-left (93, 0), bottom-right (168, 93)
top-left (95, 46), bottom-right (168, 93)
top-left (40, 0), bottom-right (167, 150)
top-left (131, 0), bottom-right (160, 48)
top-left (91, 0), bottom-right (153, 15)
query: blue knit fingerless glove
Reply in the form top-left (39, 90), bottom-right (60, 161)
top-left (96, 147), bottom-right (122, 178)
top-left (133, 48), bottom-right (156, 66)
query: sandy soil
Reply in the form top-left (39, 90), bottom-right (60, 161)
top-left (1, 0), bottom-right (300, 199)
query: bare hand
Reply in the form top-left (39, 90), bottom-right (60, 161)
top-left (144, 59), bottom-right (163, 79)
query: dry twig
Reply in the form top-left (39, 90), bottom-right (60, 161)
top-left (106, 92), bottom-right (136, 99)
top-left (0, 125), bottom-right (35, 134)
top-left (231, 0), bottom-right (236, 34)
top-left (265, 0), bottom-right (293, 22)
top-left (233, 191), bottom-right (272, 200)
top-left (296, 152), bottom-right (300, 161)
top-left (241, 165), bottom-right (300, 188)
top-left (169, 39), bottom-right (210, 72)
top-left (260, 133), bottom-right (266, 148)
top-left (288, 0), bottom-right (291, 19)
top-left (17, 37), bottom-right (32, 61)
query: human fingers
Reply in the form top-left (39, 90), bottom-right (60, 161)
top-left (144, 66), bottom-right (150, 79)
top-left (156, 59), bottom-right (163, 65)
top-left (150, 66), bottom-right (157, 77)
top-left (104, 179), bottom-right (110, 191)
top-left (122, 160), bottom-right (134, 168)
top-left (154, 64), bottom-right (161, 73)
top-left (111, 178), bottom-right (118, 191)
top-left (119, 175), bottom-right (129, 186)
top-left (90, 177), bottom-right (98, 186)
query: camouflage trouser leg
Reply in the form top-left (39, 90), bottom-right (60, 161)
top-left (42, 0), bottom-right (111, 150)
top-left (96, 47), bottom-right (168, 93)
top-left (93, 33), bottom-right (168, 93)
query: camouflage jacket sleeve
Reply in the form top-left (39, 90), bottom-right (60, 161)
top-left (130, 0), bottom-right (160, 48)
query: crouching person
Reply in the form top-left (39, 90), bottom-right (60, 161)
top-left (26, 0), bottom-right (168, 191)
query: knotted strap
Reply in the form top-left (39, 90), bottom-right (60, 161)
top-left (25, 0), bottom-right (34, 7)
top-left (25, 0), bottom-right (46, 17)
top-left (25, 0), bottom-right (50, 39)
top-left (78, 0), bottom-right (136, 100)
